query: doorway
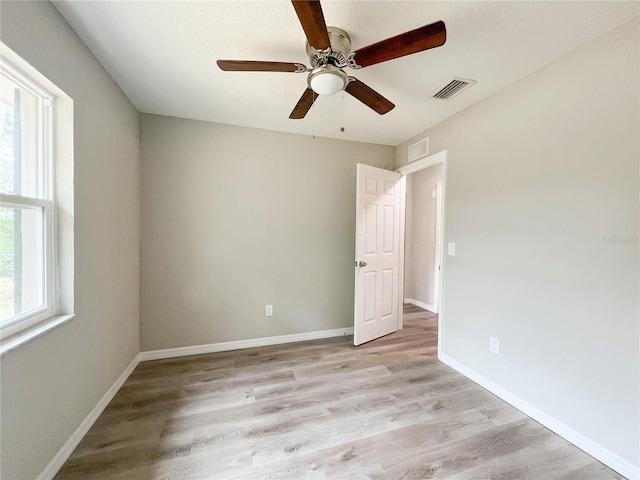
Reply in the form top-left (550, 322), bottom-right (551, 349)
top-left (404, 167), bottom-right (443, 312)
top-left (397, 150), bottom-right (447, 358)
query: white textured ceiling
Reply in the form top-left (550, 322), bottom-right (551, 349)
top-left (52, 1), bottom-right (638, 146)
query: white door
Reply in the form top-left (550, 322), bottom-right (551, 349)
top-left (354, 164), bottom-right (403, 346)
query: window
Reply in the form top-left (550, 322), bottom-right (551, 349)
top-left (0, 57), bottom-right (56, 336)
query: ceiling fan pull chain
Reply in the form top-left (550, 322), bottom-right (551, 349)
top-left (312, 91), bottom-right (316, 139)
top-left (340, 91), bottom-right (345, 133)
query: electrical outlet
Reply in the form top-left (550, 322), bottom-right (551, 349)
top-left (265, 305), bottom-right (273, 317)
top-left (489, 336), bottom-right (500, 355)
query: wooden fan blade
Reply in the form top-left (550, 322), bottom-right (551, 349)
top-left (289, 88), bottom-right (317, 119)
top-left (291, 0), bottom-right (331, 50)
top-left (345, 79), bottom-right (395, 115)
top-left (217, 60), bottom-right (305, 72)
top-left (352, 21), bottom-right (446, 68)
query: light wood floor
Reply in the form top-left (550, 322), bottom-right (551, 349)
top-left (55, 305), bottom-right (624, 479)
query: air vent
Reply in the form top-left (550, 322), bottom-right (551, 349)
top-left (408, 137), bottom-right (429, 163)
top-left (431, 77), bottom-right (476, 100)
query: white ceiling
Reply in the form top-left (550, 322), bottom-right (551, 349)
top-left (52, 1), bottom-right (638, 146)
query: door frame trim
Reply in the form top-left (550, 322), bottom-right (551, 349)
top-left (434, 180), bottom-right (443, 313)
top-left (396, 149), bottom-right (447, 359)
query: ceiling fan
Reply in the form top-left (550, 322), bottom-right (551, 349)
top-left (217, 0), bottom-right (446, 120)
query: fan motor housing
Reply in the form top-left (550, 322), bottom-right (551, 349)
top-left (306, 27), bottom-right (352, 67)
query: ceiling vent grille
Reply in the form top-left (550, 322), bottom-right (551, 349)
top-left (408, 137), bottom-right (429, 163)
top-left (431, 77), bottom-right (476, 100)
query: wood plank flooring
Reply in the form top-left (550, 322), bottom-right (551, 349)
top-left (55, 305), bottom-right (625, 479)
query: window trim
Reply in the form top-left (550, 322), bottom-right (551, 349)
top-left (0, 53), bottom-right (58, 338)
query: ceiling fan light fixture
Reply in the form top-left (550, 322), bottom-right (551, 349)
top-left (308, 66), bottom-right (348, 96)
top-left (217, 2), bottom-right (447, 119)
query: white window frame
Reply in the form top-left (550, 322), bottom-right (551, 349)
top-left (0, 56), bottom-right (58, 338)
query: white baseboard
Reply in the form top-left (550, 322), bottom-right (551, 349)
top-left (139, 327), bottom-right (354, 361)
top-left (36, 353), bottom-right (141, 480)
top-left (440, 353), bottom-right (639, 480)
top-left (404, 298), bottom-right (437, 313)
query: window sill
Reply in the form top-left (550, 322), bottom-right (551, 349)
top-left (0, 314), bottom-right (75, 357)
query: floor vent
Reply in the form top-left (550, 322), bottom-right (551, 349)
top-left (408, 137), bottom-right (429, 163)
top-left (431, 77), bottom-right (476, 100)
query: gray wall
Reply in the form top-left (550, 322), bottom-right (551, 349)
top-left (397, 18), bottom-right (639, 468)
top-left (0, 2), bottom-right (141, 479)
top-left (404, 164), bottom-right (443, 308)
top-left (140, 115), bottom-right (394, 351)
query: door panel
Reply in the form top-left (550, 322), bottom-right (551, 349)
top-left (354, 164), bottom-right (402, 346)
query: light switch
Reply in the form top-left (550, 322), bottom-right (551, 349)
top-left (447, 243), bottom-right (456, 256)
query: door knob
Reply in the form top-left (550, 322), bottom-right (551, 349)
top-left (358, 261), bottom-right (367, 267)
